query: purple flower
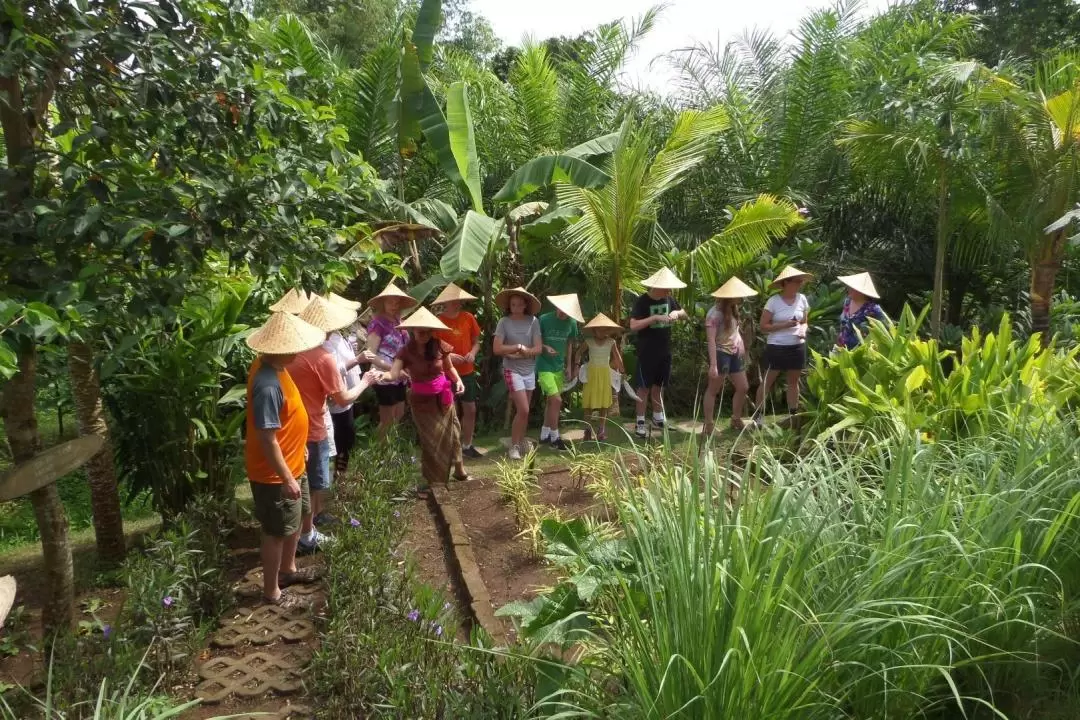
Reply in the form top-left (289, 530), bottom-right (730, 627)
top-left (162, 596), bottom-right (174, 608)
top-left (443, 602), bottom-right (451, 611)
top-left (393, 511), bottom-right (401, 519)
top-left (102, 624), bottom-right (112, 639)
top-left (434, 624), bottom-right (444, 637)
top-left (349, 518), bottom-right (360, 527)
top-left (406, 609), bottom-right (420, 622)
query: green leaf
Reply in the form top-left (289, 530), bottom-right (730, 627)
top-left (493, 155), bottom-right (610, 204)
top-left (521, 205), bottom-right (583, 240)
top-left (74, 205), bottom-right (103, 237)
top-left (412, 0), bottom-right (441, 72)
top-left (0, 342), bottom-right (17, 380)
top-left (409, 272), bottom-right (453, 303)
top-left (540, 516), bottom-right (590, 553)
top-left (446, 82), bottom-right (484, 212)
top-left (440, 210), bottom-right (499, 277)
top-left (564, 131), bottom-right (620, 159)
top-left (218, 384), bottom-right (248, 407)
top-left (417, 85), bottom-right (463, 192)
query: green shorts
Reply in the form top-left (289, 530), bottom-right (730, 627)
top-left (537, 371), bottom-right (564, 398)
top-left (249, 475), bottom-right (310, 537)
top-left (460, 373), bottom-right (479, 403)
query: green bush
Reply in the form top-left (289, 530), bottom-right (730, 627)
top-left (311, 439), bottom-right (535, 718)
top-left (805, 305), bottom-right (1080, 444)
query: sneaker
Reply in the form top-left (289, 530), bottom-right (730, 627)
top-left (314, 512), bottom-right (339, 528)
top-left (753, 414), bottom-right (765, 428)
top-left (635, 421), bottom-right (647, 438)
top-left (549, 438), bottom-right (569, 451)
top-left (462, 445), bottom-right (483, 459)
top-left (508, 444), bottom-right (522, 461)
top-left (298, 529), bottom-right (330, 555)
top-left (652, 416), bottom-right (666, 429)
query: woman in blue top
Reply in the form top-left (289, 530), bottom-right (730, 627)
top-left (836, 272), bottom-right (888, 349)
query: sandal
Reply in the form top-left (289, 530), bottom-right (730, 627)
top-left (262, 590), bottom-right (312, 610)
top-left (279, 566), bottom-right (323, 587)
top-left (452, 473), bottom-right (473, 483)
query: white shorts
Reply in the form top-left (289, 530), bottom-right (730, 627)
top-left (503, 369), bottom-right (536, 393)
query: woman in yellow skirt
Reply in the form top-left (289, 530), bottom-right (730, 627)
top-left (581, 313), bottom-right (624, 441)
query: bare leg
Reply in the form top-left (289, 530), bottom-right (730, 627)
top-left (310, 489), bottom-right (326, 522)
top-left (651, 386), bottom-right (663, 418)
top-left (510, 390), bottom-right (530, 446)
top-left (544, 394), bottom-right (562, 435)
top-left (702, 375), bottom-right (724, 433)
top-left (378, 405), bottom-right (394, 439)
top-left (279, 531), bottom-right (300, 575)
top-left (755, 369), bottom-right (780, 413)
top-left (598, 409), bottom-right (608, 438)
top-left (635, 388), bottom-right (648, 418)
top-left (461, 401), bottom-right (477, 446)
top-left (300, 511), bottom-right (313, 537)
top-left (785, 370), bottom-right (801, 412)
top-left (731, 371), bottom-right (749, 426)
top-left (261, 534), bottom-right (285, 600)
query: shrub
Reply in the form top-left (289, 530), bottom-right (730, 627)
top-left (805, 305), bottom-right (1080, 444)
top-left (312, 439), bottom-right (535, 717)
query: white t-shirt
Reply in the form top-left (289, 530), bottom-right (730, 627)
top-left (324, 334), bottom-right (362, 414)
top-left (764, 294), bottom-right (810, 346)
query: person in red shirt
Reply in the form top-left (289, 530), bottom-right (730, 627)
top-left (434, 283), bottom-right (483, 458)
top-left (289, 297), bottom-right (377, 553)
top-left (244, 312), bottom-right (325, 606)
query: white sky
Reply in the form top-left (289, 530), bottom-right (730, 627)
top-left (472, 0), bottom-right (896, 93)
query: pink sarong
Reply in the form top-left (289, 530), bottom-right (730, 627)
top-left (410, 374), bottom-right (453, 408)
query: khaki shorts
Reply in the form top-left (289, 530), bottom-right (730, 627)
top-left (249, 475), bottom-right (310, 537)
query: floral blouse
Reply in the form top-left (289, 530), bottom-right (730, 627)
top-left (837, 297), bottom-right (887, 349)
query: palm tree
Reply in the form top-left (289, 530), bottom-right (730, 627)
top-left (556, 109), bottom-right (803, 320)
top-left (984, 53), bottom-right (1080, 345)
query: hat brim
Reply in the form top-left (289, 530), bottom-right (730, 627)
top-left (495, 290), bottom-right (541, 315)
top-left (769, 274), bottom-right (812, 289)
top-left (370, 294), bottom-right (419, 312)
top-left (838, 275), bottom-right (880, 299)
top-left (547, 294), bottom-right (585, 323)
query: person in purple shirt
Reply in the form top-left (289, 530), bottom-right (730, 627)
top-left (836, 272), bottom-right (888, 349)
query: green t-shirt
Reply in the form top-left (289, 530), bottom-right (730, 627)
top-left (536, 312), bottom-right (580, 374)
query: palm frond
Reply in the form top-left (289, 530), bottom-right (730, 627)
top-left (690, 195), bottom-right (804, 288)
top-left (338, 42), bottom-right (400, 174)
top-left (642, 106), bottom-right (729, 208)
top-left (509, 40), bottom-right (562, 154)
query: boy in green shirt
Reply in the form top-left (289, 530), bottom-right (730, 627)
top-left (537, 294), bottom-right (584, 450)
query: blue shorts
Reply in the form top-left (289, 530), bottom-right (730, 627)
top-left (715, 351), bottom-right (744, 374)
top-left (306, 438), bottom-right (332, 491)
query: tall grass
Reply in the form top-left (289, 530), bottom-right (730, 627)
top-left (547, 424), bottom-right (1080, 718)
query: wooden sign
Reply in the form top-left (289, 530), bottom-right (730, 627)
top-left (0, 575), bottom-right (14, 629)
top-left (0, 434), bottom-right (104, 502)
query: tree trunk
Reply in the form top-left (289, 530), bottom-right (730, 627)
top-left (1, 343), bottom-right (74, 634)
top-left (947, 272), bottom-right (968, 328)
top-left (68, 341), bottom-right (126, 564)
top-left (1030, 231), bottom-right (1066, 348)
top-left (930, 164), bottom-right (950, 339)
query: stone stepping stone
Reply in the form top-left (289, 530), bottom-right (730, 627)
top-left (212, 604), bottom-right (315, 648)
top-left (235, 568), bottom-right (322, 599)
top-left (195, 647), bottom-right (312, 704)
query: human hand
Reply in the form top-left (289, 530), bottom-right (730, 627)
top-left (360, 350), bottom-right (379, 364)
top-left (709, 365), bottom-right (719, 380)
top-left (454, 379), bottom-right (465, 395)
top-left (543, 345), bottom-right (557, 356)
top-left (465, 350), bottom-right (476, 363)
top-left (283, 478), bottom-right (301, 500)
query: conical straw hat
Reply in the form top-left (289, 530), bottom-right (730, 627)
top-left (369, 281), bottom-right (419, 313)
top-left (770, 265), bottom-right (813, 289)
top-left (641, 267), bottom-right (687, 290)
top-left (432, 283), bottom-right (477, 305)
top-left (547, 293), bottom-right (585, 323)
top-left (396, 306), bottom-right (450, 332)
top-left (246, 312), bottom-right (326, 355)
top-left (269, 288), bottom-right (310, 314)
top-left (583, 313), bottom-right (624, 334)
top-left (299, 295), bottom-right (357, 333)
top-left (711, 276), bottom-right (759, 299)
top-left (495, 286), bottom-right (541, 315)
top-left (837, 272), bottom-right (880, 299)
top-left (326, 292), bottom-right (362, 311)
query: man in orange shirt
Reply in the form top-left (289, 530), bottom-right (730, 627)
top-left (289, 297), bottom-right (377, 552)
top-left (434, 284), bottom-right (483, 458)
top-left (244, 312), bottom-right (326, 606)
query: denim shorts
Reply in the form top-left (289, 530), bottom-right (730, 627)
top-left (306, 438), bottom-right (332, 491)
top-left (715, 351), bottom-right (744, 374)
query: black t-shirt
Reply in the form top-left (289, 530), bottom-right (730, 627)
top-left (631, 292), bottom-right (682, 357)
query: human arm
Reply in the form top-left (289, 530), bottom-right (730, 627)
top-left (442, 351), bottom-right (465, 394)
top-left (361, 330), bottom-right (392, 370)
top-left (667, 298), bottom-right (688, 322)
top-left (612, 343), bottom-right (625, 373)
top-left (380, 358), bottom-right (406, 384)
top-left (332, 368), bottom-right (378, 406)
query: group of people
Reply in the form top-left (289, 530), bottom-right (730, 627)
top-left (241, 265), bottom-right (886, 606)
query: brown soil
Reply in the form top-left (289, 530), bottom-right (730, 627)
top-left (442, 469), bottom-right (607, 618)
top-left (400, 497), bottom-right (470, 643)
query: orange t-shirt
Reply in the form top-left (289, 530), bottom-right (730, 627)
top-left (437, 311), bottom-right (482, 376)
top-left (286, 346), bottom-right (344, 442)
top-left (245, 357), bottom-right (309, 484)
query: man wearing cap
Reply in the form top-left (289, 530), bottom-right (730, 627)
top-left (629, 268), bottom-right (689, 437)
top-left (434, 284), bottom-right (483, 458)
top-left (244, 312), bottom-right (332, 606)
top-left (536, 294), bottom-right (584, 451)
top-left (288, 297), bottom-right (377, 553)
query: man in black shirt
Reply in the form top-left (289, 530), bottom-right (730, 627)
top-left (629, 268), bottom-right (689, 437)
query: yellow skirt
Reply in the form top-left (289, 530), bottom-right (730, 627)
top-left (582, 365), bottom-right (612, 410)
